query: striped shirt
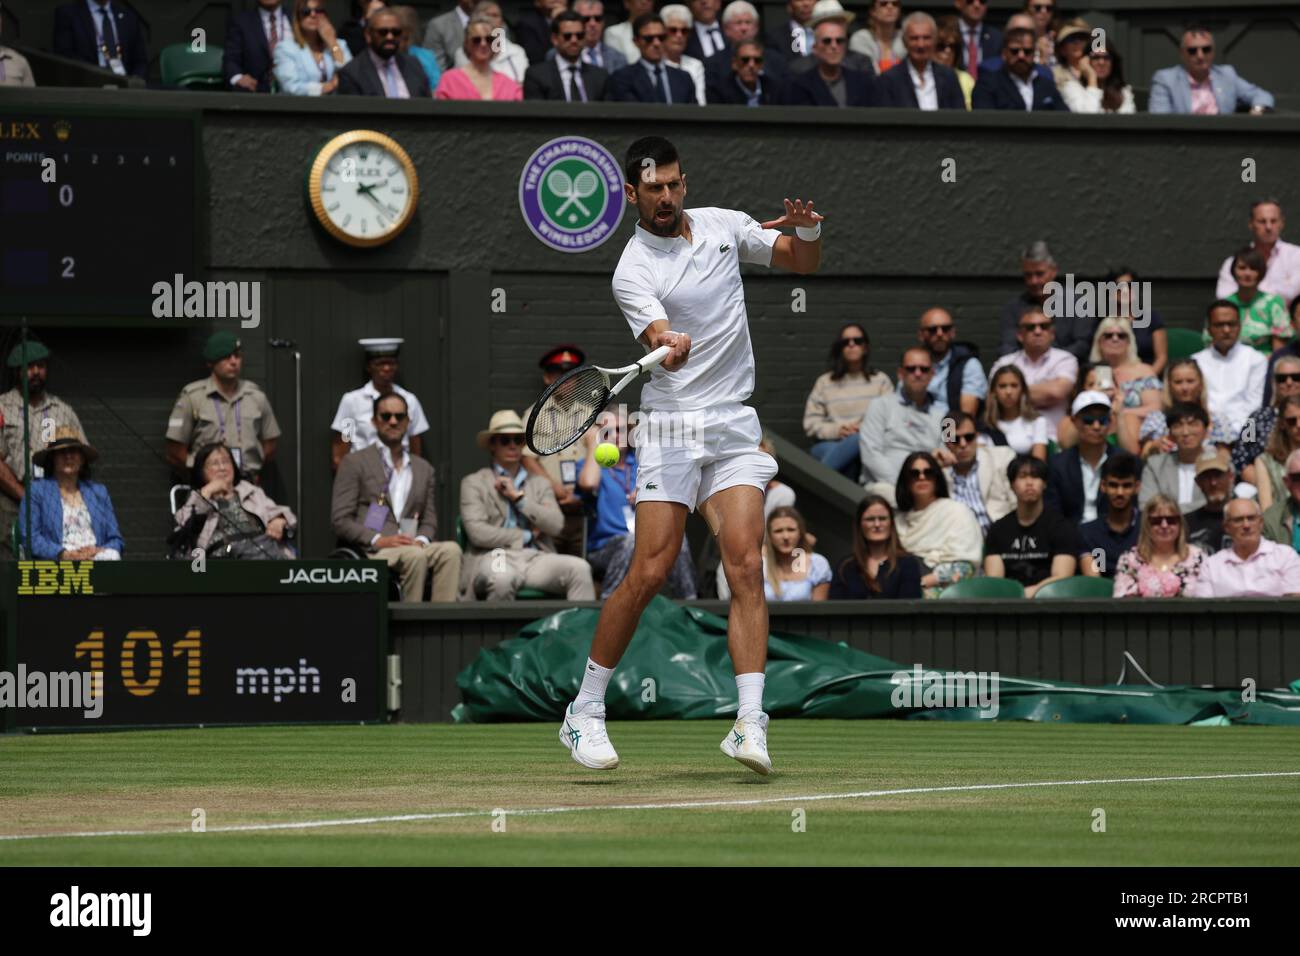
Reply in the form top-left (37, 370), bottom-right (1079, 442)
top-left (950, 460), bottom-right (991, 534)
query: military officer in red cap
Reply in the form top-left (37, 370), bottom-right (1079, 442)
top-left (522, 344), bottom-right (590, 556)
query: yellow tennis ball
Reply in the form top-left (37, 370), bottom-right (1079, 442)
top-left (594, 442), bottom-right (620, 467)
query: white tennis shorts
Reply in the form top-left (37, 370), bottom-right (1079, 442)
top-left (632, 403), bottom-right (777, 511)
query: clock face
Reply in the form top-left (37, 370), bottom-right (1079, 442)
top-left (308, 131), bottom-right (419, 247)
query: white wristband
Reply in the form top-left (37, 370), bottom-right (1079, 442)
top-left (795, 223), bottom-right (822, 242)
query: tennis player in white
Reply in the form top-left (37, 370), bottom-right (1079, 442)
top-left (560, 135), bottom-right (823, 775)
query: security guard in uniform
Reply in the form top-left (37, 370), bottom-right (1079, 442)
top-left (522, 344), bottom-right (590, 557)
top-left (165, 332), bottom-right (281, 481)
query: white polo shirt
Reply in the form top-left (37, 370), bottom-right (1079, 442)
top-left (612, 206), bottom-right (780, 412)
top-left (1192, 343), bottom-right (1267, 436)
top-left (331, 381), bottom-right (429, 453)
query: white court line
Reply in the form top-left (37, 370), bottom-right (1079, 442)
top-left (2, 770), bottom-right (1297, 842)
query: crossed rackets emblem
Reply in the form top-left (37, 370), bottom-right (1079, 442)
top-left (546, 168), bottom-right (601, 224)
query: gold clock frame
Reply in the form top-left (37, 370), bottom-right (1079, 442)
top-left (307, 129), bottom-right (419, 248)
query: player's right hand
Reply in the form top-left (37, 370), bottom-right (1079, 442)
top-left (657, 330), bottom-right (691, 371)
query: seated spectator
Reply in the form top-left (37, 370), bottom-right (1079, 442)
top-left (717, 506), bottom-right (831, 601)
top-left (459, 410), bottom-right (594, 601)
top-left (998, 242), bottom-right (1090, 362)
top-left (759, 437), bottom-right (797, 518)
top-left (1263, 301), bottom-right (1300, 405)
top-left (224, 0), bottom-right (292, 92)
top-left (1148, 24), bottom-right (1273, 116)
top-left (1249, 396), bottom-right (1300, 510)
top-left (607, 14), bottom-right (696, 102)
top-left (436, 15), bottom-right (522, 99)
top-left (393, 4), bottom-right (442, 90)
top-left (19, 430), bottom-right (122, 561)
top-left (1215, 200), bottom-right (1300, 307)
top-left (273, 0), bottom-right (352, 96)
top-left (1214, 246), bottom-right (1292, 355)
top-left (526, 10), bottom-right (609, 100)
top-left (971, 26), bottom-right (1067, 111)
top-left (661, 5), bottom-right (707, 104)
top-left (604, 0), bottom-right (652, 65)
top-left (706, 39), bottom-right (781, 104)
top-left (893, 451), bottom-right (983, 597)
top-left (546, 0), bottom-right (627, 72)
top-left (579, 411), bottom-right (696, 599)
top-left (785, 16), bottom-right (875, 106)
top-left (1085, 37), bottom-right (1134, 114)
top-left (1058, 363), bottom-right (1118, 448)
top-left (53, 0), bottom-right (149, 78)
top-left (783, 1), bottom-right (873, 77)
top-left (514, 0), bottom-right (564, 65)
top-left (1045, 390), bottom-right (1111, 524)
top-left (1136, 359), bottom-right (1233, 459)
top-left (1194, 300), bottom-right (1268, 436)
top-left (848, 0), bottom-right (903, 74)
top-left (876, 13), bottom-right (963, 110)
top-left (1113, 495), bottom-right (1205, 598)
top-left (174, 443), bottom-right (296, 560)
top-left (1185, 448), bottom-right (1234, 556)
top-left (1189, 498), bottom-right (1300, 597)
top-left (950, 0), bottom-right (998, 77)
top-left (939, 411), bottom-right (1015, 535)
top-left (975, 11), bottom-right (1049, 82)
top-left (331, 394), bottom-right (463, 601)
top-left (1106, 267), bottom-right (1166, 374)
top-left (984, 454), bottom-right (1079, 596)
top-left (984, 365), bottom-right (1047, 459)
top-left (331, 337), bottom-right (428, 471)
top-left (829, 494), bottom-right (923, 598)
top-left (423, 0), bottom-right (475, 72)
top-left (989, 306), bottom-right (1078, 440)
top-left (1059, 318), bottom-right (1160, 450)
top-left (804, 324), bottom-right (893, 480)
top-left (1263, 448), bottom-right (1300, 552)
top-left (1138, 403), bottom-right (1211, 514)
top-left (918, 308), bottom-right (986, 416)
top-left (338, 5), bottom-right (431, 96)
top-left (1050, 19), bottom-right (1104, 114)
top-left (1079, 451), bottom-right (1141, 578)
top-left (451, 2), bottom-right (530, 83)
top-left (0, 3), bottom-right (33, 87)
top-left (932, 16), bottom-right (973, 109)
top-left (764, 0), bottom-right (816, 66)
top-left (858, 347), bottom-right (946, 501)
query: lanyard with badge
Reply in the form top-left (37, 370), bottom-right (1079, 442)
top-left (213, 397), bottom-right (243, 469)
top-left (365, 454), bottom-right (418, 536)
top-left (92, 4), bottom-right (127, 76)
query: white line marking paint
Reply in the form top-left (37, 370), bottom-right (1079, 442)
top-left (2, 770), bottom-right (1297, 842)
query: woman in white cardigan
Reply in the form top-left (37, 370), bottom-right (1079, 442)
top-left (892, 451), bottom-right (984, 598)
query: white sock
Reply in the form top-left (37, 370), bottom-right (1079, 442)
top-left (574, 658), bottom-right (614, 708)
top-left (735, 672), bottom-right (765, 719)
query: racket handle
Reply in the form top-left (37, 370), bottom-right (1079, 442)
top-left (639, 344), bottom-right (672, 370)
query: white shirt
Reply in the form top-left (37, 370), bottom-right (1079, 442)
top-left (694, 20), bottom-right (724, 58)
top-left (907, 60), bottom-right (938, 110)
top-left (331, 381), bottom-right (429, 453)
top-left (1080, 450), bottom-right (1107, 523)
top-left (1012, 71), bottom-right (1035, 110)
top-left (996, 415), bottom-right (1049, 455)
top-left (989, 347), bottom-right (1079, 438)
top-left (1177, 461), bottom-right (1196, 506)
top-left (557, 56), bottom-right (588, 101)
top-left (379, 444), bottom-right (413, 524)
top-left (1192, 343), bottom-right (1267, 435)
top-left (1215, 238), bottom-right (1300, 304)
top-left (613, 207), bottom-right (780, 412)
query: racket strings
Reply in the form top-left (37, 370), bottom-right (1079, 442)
top-left (528, 368), bottom-right (610, 455)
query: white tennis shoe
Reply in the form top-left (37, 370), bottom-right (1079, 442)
top-left (560, 700), bottom-right (619, 769)
top-left (720, 711), bottom-right (772, 775)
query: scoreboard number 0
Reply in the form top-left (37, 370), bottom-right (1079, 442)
top-left (74, 628), bottom-right (203, 697)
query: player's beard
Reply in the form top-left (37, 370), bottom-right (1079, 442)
top-left (644, 205), bottom-right (682, 237)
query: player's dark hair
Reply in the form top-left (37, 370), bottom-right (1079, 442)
top-left (552, 10), bottom-right (584, 33)
top-left (1165, 401), bottom-right (1208, 429)
top-left (1005, 453), bottom-right (1048, 486)
top-left (828, 324), bottom-right (876, 382)
top-left (373, 392), bottom-right (409, 418)
top-left (191, 442), bottom-right (243, 490)
top-left (895, 451), bottom-right (948, 511)
top-left (624, 135), bottom-right (680, 186)
top-left (1100, 450), bottom-right (1139, 481)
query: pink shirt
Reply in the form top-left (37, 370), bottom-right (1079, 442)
top-left (434, 67), bottom-right (522, 101)
top-left (1188, 538), bottom-right (1300, 597)
top-left (1188, 72), bottom-right (1218, 115)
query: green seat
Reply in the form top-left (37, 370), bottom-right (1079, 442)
top-left (456, 516), bottom-right (549, 599)
top-left (938, 577), bottom-right (1025, 599)
top-left (1166, 327), bottom-right (1203, 362)
top-left (1033, 576), bottom-right (1115, 599)
top-left (160, 43), bottom-right (225, 90)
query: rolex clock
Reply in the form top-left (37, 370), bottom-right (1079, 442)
top-left (306, 130), bottom-right (418, 247)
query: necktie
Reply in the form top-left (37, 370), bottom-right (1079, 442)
top-left (709, 26), bottom-right (722, 57)
top-left (966, 30), bottom-right (979, 78)
top-left (654, 64), bottom-right (669, 103)
top-left (385, 58), bottom-right (399, 97)
top-left (269, 12), bottom-right (279, 50)
top-left (565, 64), bottom-right (577, 102)
top-left (98, 6), bottom-right (120, 60)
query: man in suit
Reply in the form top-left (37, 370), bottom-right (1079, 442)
top-left (877, 12), bottom-right (964, 110)
top-left (424, 0), bottom-right (476, 71)
top-left (1139, 404), bottom-right (1212, 514)
top-left (785, 17), bottom-right (874, 107)
top-left (971, 26), bottom-right (1067, 110)
top-left (1149, 24), bottom-right (1273, 115)
top-left (53, 0), bottom-right (149, 78)
top-left (459, 410), bottom-right (595, 602)
top-left (526, 10), bottom-right (608, 100)
top-left (514, 0), bottom-right (565, 65)
top-left (975, 11), bottom-right (1048, 80)
top-left (338, 0), bottom-right (373, 60)
top-left (764, 0), bottom-right (816, 64)
top-left (686, 0), bottom-right (725, 61)
top-left (338, 7), bottom-right (431, 97)
top-left (544, 0), bottom-right (626, 72)
top-left (706, 39), bottom-right (781, 105)
top-left (701, 1), bottom-right (780, 90)
top-left (953, 0), bottom-right (999, 77)
top-left (223, 0), bottom-right (290, 92)
top-left (606, 14), bottom-right (696, 103)
top-left (1045, 391), bottom-right (1112, 524)
top-left (331, 393), bottom-right (462, 602)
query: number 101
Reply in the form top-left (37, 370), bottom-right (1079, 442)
top-left (74, 628), bottom-right (202, 697)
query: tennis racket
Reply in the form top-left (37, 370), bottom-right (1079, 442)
top-left (525, 344), bottom-right (672, 456)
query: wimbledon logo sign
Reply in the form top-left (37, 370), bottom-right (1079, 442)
top-left (519, 136), bottom-right (624, 253)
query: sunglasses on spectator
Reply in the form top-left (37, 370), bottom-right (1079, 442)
top-left (949, 432), bottom-right (977, 445)
top-left (936, 43), bottom-right (957, 53)
top-left (1288, 472), bottom-right (1300, 482)
top-left (1149, 515), bottom-right (1180, 528)
top-left (1285, 416), bottom-right (1300, 427)
top-left (1005, 46), bottom-right (1033, 58)
top-left (377, 411), bottom-right (408, 422)
top-left (1275, 372), bottom-right (1300, 384)
top-left (841, 335), bottom-right (866, 346)
top-left (373, 27), bottom-right (402, 36)
top-left (921, 324), bottom-right (954, 335)
top-left (666, 26), bottom-right (690, 34)
top-left (903, 364), bottom-right (932, 374)
top-left (582, 14), bottom-right (604, 22)
top-left (1184, 45), bottom-right (1213, 55)
top-left (907, 467), bottom-right (935, 480)
top-left (1089, 52), bottom-right (1112, 60)
top-left (639, 32), bottom-right (666, 43)
top-left (1101, 331), bottom-right (1130, 342)
top-left (1079, 414), bottom-right (1110, 426)
top-left (560, 31), bottom-right (584, 39)
top-left (738, 55), bottom-right (764, 64)
top-left (492, 434), bottom-right (525, 445)
top-left (1020, 321), bottom-right (1052, 332)
top-left (1029, 3), bottom-right (1054, 11)
top-left (302, 7), bottom-right (325, 16)
top-left (467, 35), bottom-right (493, 45)
top-left (819, 36), bottom-right (846, 46)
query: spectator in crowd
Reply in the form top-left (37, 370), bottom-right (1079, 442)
top-left (1084, 35), bottom-right (1133, 113)
top-left (974, 11), bottom-right (1046, 79)
top-left (1215, 200), bottom-right (1300, 306)
top-left (1106, 267), bottom-right (1166, 374)
top-left (719, 506), bottom-right (831, 601)
top-left (829, 494), bottom-right (923, 598)
top-left (984, 454), bottom-right (1079, 596)
top-left (1135, 358), bottom-right (1233, 459)
top-left (604, 0), bottom-right (653, 64)
top-left (765, 0), bottom-right (816, 64)
top-left (1263, 448), bottom-right (1300, 552)
top-left (894, 451), bottom-right (983, 596)
top-left (331, 393), bottom-right (461, 600)
top-left (933, 16), bottom-right (974, 109)
top-left (0, 341), bottom-right (88, 559)
top-left (1023, 0), bottom-right (1056, 66)
top-left (553, 0), bottom-right (626, 72)
top-left (460, 410), bottom-right (594, 601)
top-left (393, 5), bottom-right (442, 90)
top-left (953, 0), bottom-right (999, 78)
top-left (1185, 448), bottom-right (1234, 555)
top-left (1189, 498), bottom-right (1300, 597)
top-left (436, 14), bottom-right (523, 98)
top-left (1149, 24), bottom-right (1273, 116)
top-left (1067, 364), bottom-right (1120, 444)
top-left (175, 443), bottom-right (296, 560)
top-left (984, 365), bottom-right (1047, 458)
top-left (18, 430), bottom-right (122, 562)
top-left (1046, 390), bottom-right (1111, 523)
top-left (1237, 355), bottom-right (1300, 475)
top-left (453, 2), bottom-right (530, 82)
top-left (660, 5), bottom-right (707, 103)
top-left (758, 436), bottom-right (799, 519)
top-left (515, 0), bottom-right (567, 65)
top-left (786, 15), bottom-right (875, 106)
top-left (686, 0), bottom-right (726, 60)
top-left (526, 10), bottom-right (608, 100)
top-left (166, 333), bottom-right (279, 484)
top-left (53, 0), bottom-right (148, 78)
top-left (224, 0), bottom-right (292, 92)
top-left (338, 0), bottom-right (378, 57)
top-left (784, 1), bottom-right (873, 77)
top-left (330, 338), bottom-right (428, 472)
top-left (1249, 396), bottom-right (1300, 510)
top-left (339, 5), bottom-right (431, 96)
top-left (989, 306), bottom-right (1078, 439)
top-left (804, 324), bottom-right (893, 480)
top-left (1264, 300), bottom-right (1300, 406)
top-left (1113, 495), bottom-right (1206, 598)
top-left (0, 3), bottom-right (33, 87)
top-left (997, 243), bottom-right (1090, 361)
top-left (1193, 300), bottom-right (1267, 436)
top-left (1214, 246), bottom-right (1292, 355)
top-left (702, 2), bottom-right (778, 91)
top-left (1079, 451), bottom-right (1140, 577)
top-left (707, 39), bottom-right (781, 104)
top-left (579, 411), bottom-right (696, 599)
top-left (939, 410), bottom-right (1015, 535)
top-left (521, 346), bottom-right (591, 556)
top-left (607, 15), bottom-right (696, 102)
top-left (849, 0), bottom-right (903, 75)
top-left (423, 0), bottom-right (475, 71)
top-left (858, 347), bottom-right (946, 500)
top-left (877, 12), bottom-right (964, 110)
top-left (1049, 18), bottom-right (1102, 114)
top-left (971, 26), bottom-right (1067, 111)
top-left (1138, 403), bottom-right (1211, 514)
top-left (1059, 317), bottom-right (1160, 450)
top-left (274, 0), bottom-right (351, 95)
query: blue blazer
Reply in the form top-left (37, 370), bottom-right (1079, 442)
top-left (784, 67), bottom-right (876, 107)
top-left (606, 62), bottom-right (697, 104)
top-left (971, 66), bottom-right (1068, 111)
top-left (877, 60), bottom-right (965, 109)
top-left (1148, 64), bottom-right (1273, 114)
top-left (18, 479), bottom-right (124, 560)
top-left (53, 1), bottom-right (149, 78)
top-left (1045, 449), bottom-right (1108, 525)
top-left (273, 37), bottom-right (352, 96)
top-left (222, 8), bottom-right (279, 92)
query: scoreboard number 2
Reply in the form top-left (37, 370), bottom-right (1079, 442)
top-left (75, 628), bottom-right (203, 697)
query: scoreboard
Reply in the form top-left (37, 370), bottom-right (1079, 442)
top-left (0, 112), bottom-right (197, 316)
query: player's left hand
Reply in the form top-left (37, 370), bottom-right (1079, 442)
top-left (762, 199), bottom-right (824, 231)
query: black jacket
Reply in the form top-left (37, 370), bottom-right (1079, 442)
top-left (53, 1), bottom-right (149, 78)
top-left (877, 60), bottom-right (966, 110)
top-left (524, 58), bottom-right (608, 101)
top-left (706, 71), bottom-right (783, 106)
top-left (784, 67), bottom-right (876, 107)
top-left (1046, 448), bottom-right (1109, 524)
top-left (222, 8), bottom-right (278, 92)
top-left (828, 554), bottom-right (923, 599)
top-left (513, 8), bottom-right (552, 66)
top-left (337, 50), bottom-right (431, 97)
top-left (971, 66), bottom-right (1069, 111)
top-left (606, 61), bottom-right (696, 103)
